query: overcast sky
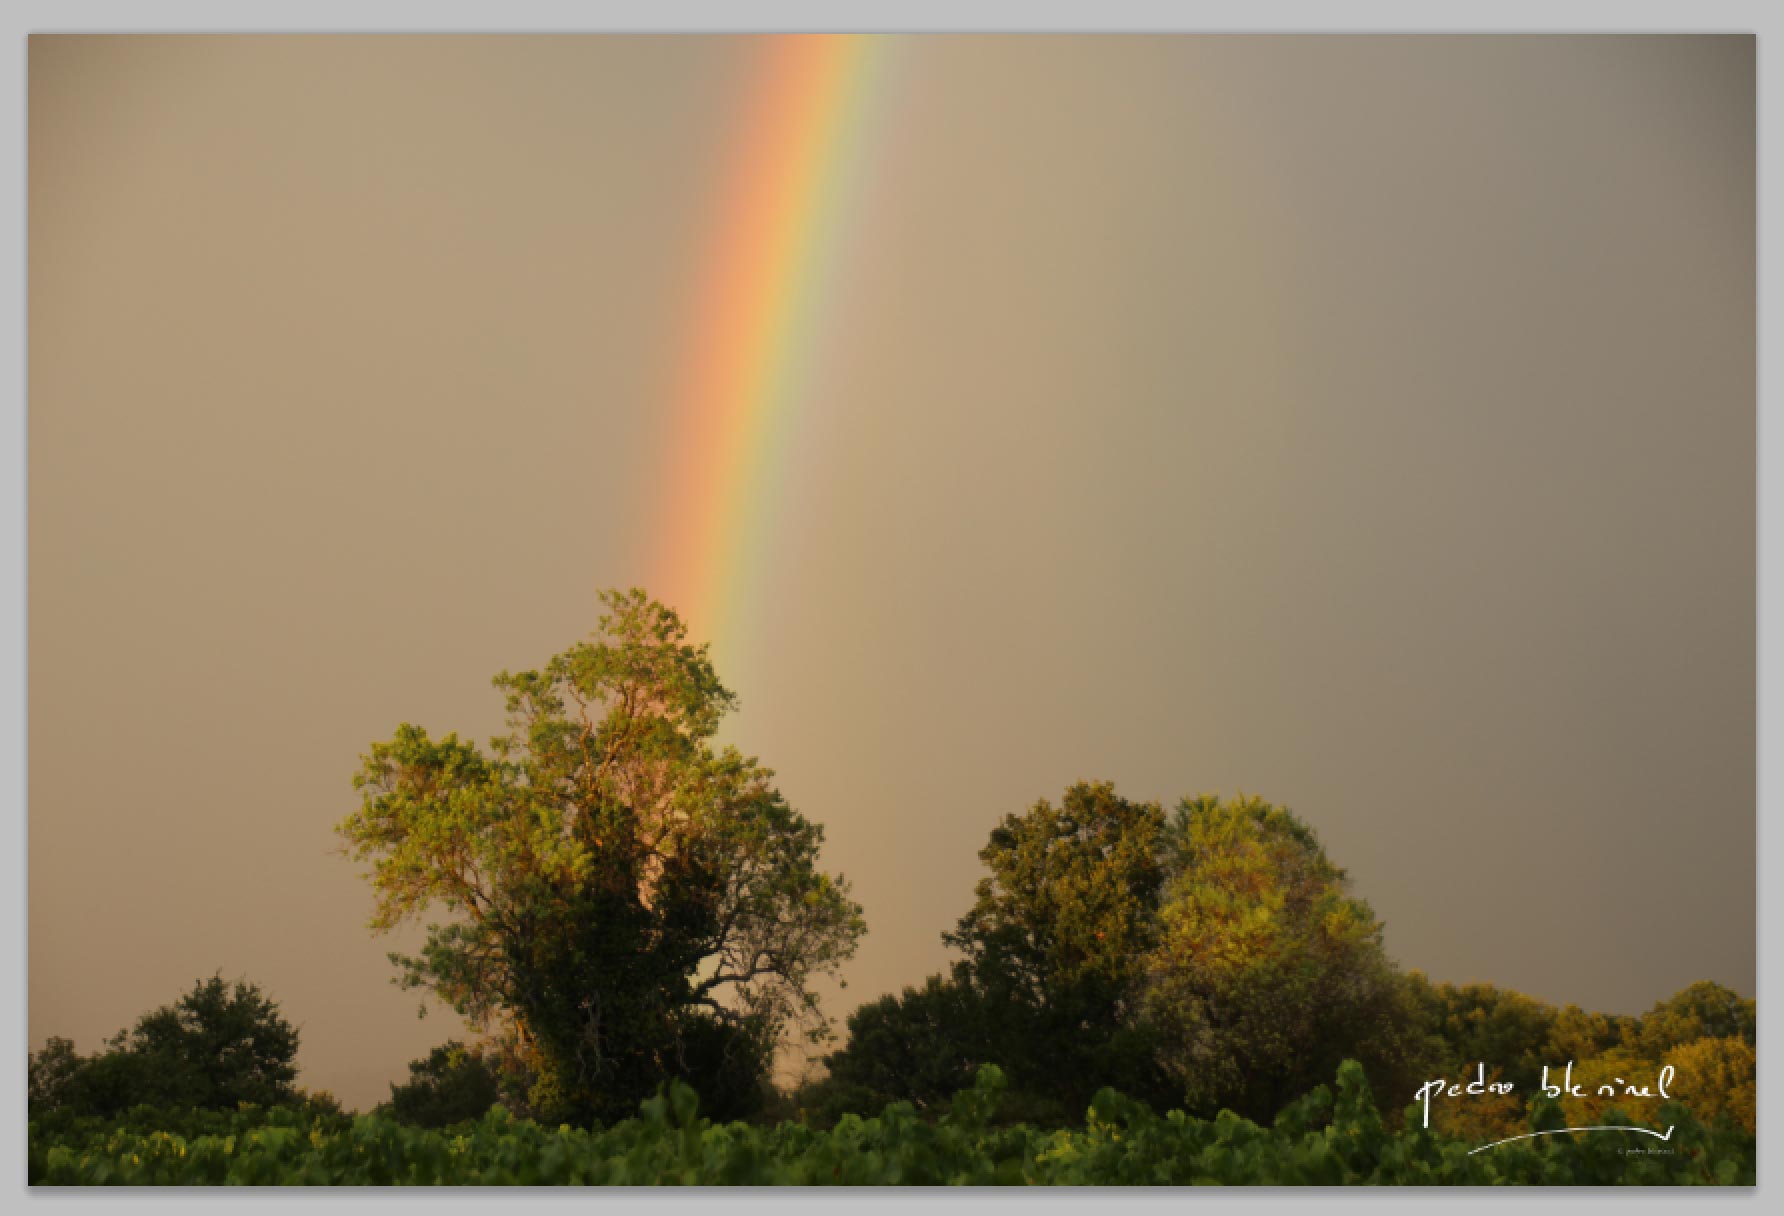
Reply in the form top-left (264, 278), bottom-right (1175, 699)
top-left (30, 34), bottom-right (1753, 1110)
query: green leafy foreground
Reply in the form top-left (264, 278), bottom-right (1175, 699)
top-left (30, 1061), bottom-right (1753, 1186)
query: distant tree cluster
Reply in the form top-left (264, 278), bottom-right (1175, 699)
top-left (1409, 976), bottom-right (1756, 1139)
top-left (29, 976), bottom-right (310, 1120)
top-left (801, 776), bottom-right (1756, 1134)
top-left (803, 783), bottom-right (1430, 1126)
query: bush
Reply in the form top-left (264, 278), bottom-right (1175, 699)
top-left (383, 1042), bottom-right (501, 1128)
top-left (28, 1061), bottom-right (1755, 1186)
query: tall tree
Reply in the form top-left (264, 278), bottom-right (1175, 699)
top-left (942, 781), bottom-right (1173, 1113)
top-left (336, 589), bottom-right (865, 1123)
top-left (1139, 794), bottom-right (1432, 1121)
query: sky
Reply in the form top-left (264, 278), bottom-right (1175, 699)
top-left (29, 34), bottom-right (1754, 1111)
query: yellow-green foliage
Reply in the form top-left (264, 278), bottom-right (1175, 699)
top-left (1407, 976), bottom-right (1755, 1140)
top-left (333, 589), bottom-right (865, 1124)
top-left (1661, 1037), bottom-right (1755, 1134)
top-left (1140, 794), bottom-right (1430, 1120)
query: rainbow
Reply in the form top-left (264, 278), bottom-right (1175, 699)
top-left (650, 34), bottom-right (895, 672)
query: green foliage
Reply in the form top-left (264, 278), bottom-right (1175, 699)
top-left (294, 1088), bottom-right (346, 1120)
top-left (940, 782), bottom-right (1175, 1113)
top-left (1405, 974), bottom-right (1558, 1094)
top-left (384, 1042), bottom-right (502, 1128)
top-left (1543, 983), bottom-right (1758, 1136)
top-left (1396, 973), bottom-right (1759, 1145)
top-left (29, 1061), bottom-right (1755, 1186)
top-left (810, 969), bottom-right (992, 1117)
top-left (335, 589), bottom-right (865, 1126)
top-left (1626, 981), bottom-right (1756, 1057)
top-left (1139, 794), bottom-right (1433, 1121)
top-left (805, 774), bottom-right (1759, 1153)
top-left (823, 784), bottom-right (1439, 1125)
top-left (28, 1037), bottom-right (85, 1115)
top-left (1544, 1003), bottom-right (1634, 1063)
top-left (32, 1098), bottom-right (354, 1148)
top-left (948, 782), bottom-right (1166, 1004)
top-left (28, 976), bottom-right (301, 1121)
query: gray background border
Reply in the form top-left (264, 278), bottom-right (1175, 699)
top-left (2, 3), bottom-right (1771, 1213)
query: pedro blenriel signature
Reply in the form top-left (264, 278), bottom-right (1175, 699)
top-left (1412, 1063), bottom-right (1677, 1155)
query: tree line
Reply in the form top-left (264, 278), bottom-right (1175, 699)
top-left (27, 590), bottom-right (1757, 1140)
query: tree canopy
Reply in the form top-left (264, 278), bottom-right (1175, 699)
top-left (1406, 977), bottom-right (1559, 1096)
top-left (382, 1041), bottom-right (502, 1128)
top-left (28, 976), bottom-right (300, 1119)
top-left (943, 781), bottom-right (1173, 1113)
top-left (1139, 794), bottom-right (1432, 1120)
top-left (336, 589), bottom-right (865, 1124)
top-left (817, 784), bottom-right (1437, 1126)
